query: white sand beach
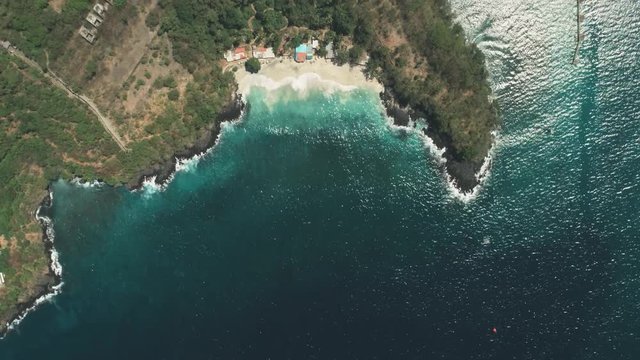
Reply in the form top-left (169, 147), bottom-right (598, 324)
top-left (234, 58), bottom-right (383, 96)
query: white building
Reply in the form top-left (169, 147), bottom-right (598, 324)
top-left (252, 47), bottom-right (276, 59)
top-left (93, 3), bottom-right (106, 17)
top-left (86, 12), bottom-right (103, 28)
top-left (0, 272), bottom-right (5, 287)
top-left (325, 43), bottom-right (335, 59)
top-left (79, 26), bottom-right (97, 44)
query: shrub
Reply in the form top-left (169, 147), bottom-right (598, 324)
top-left (244, 58), bottom-right (261, 74)
top-left (168, 89), bottom-right (180, 101)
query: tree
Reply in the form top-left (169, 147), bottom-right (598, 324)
top-left (245, 58), bottom-right (261, 74)
top-left (335, 49), bottom-right (349, 65)
top-left (348, 45), bottom-right (363, 64)
top-left (332, 6), bottom-right (355, 35)
top-left (168, 89), bottom-right (180, 101)
top-left (315, 46), bottom-right (327, 58)
top-left (84, 60), bottom-right (98, 80)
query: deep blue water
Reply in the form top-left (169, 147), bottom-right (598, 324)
top-left (1, 0), bottom-right (640, 358)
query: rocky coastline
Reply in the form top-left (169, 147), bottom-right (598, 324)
top-left (0, 94), bottom-right (245, 338)
top-left (0, 191), bottom-right (59, 338)
top-left (380, 89), bottom-right (487, 193)
top-left (127, 94), bottom-right (245, 190)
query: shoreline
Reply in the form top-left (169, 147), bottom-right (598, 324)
top-left (126, 94), bottom-right (245, 190)
top-left (234, 58), bottom-right (384, 97)
top-left (1, 57), bottom-right (493, 337)
top-left (380, 89), bottom-right (491, 194)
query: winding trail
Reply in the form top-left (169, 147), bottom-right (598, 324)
top-left (248, 4), bottom-right (256, 34)
top-left (1, 43), bottom-right (128, 151)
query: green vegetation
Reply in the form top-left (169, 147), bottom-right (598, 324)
top-left (152, 75), bottom-right (177, 89)
top-left (0, 0), bottom-right (241, 329)
top-left (245, 58), bottom-right (261, 73)
top-left (84, 59), bottom-right (98, 80)
top-left (134, 78), bottom-right (145, 90)
top-left (0, 0), bottom-right (92, 66)
top-left (156, 1), bottom-right (251, 71)
top-left (377, 1), bottom-right (497, 162)
top-left (168, 88), bottom-right (180, 101)
top-left (255, 8), bottom-right (287, 33)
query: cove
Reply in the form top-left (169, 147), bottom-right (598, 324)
top-left (1, 0), bottom-right (640, 358)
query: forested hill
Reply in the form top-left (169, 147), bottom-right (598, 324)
top-left (155, 0), bottom-right (499, 190)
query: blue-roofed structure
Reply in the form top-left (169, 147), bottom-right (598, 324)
top-left (294, 44), bottom-right (307, 63)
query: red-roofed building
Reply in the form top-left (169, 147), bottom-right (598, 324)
top-left (225, 47), bottom-right (247, 62)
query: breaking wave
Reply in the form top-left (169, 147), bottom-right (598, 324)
top-left (385, 112), bottom-right (497, 203)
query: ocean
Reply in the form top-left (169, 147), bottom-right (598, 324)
top-left (1, 0), bottom-right (639, 358)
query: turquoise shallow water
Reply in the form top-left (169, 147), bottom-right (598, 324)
top-left (1, 0), bottom-right (640, 358)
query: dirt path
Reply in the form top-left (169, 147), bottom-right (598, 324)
top-left (1, 43), bottom-right (128, 151)
top-left (248, 4), bottom-right (256, 34)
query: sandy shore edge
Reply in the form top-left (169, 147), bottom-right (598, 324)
top-left (234, 58), bottom-right (383, 96)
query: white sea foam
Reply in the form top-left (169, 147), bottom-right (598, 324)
top-left (382, 107), bottom-right (496, 203)
top-left (35, 200), bottom-right (63, 278)
top-left (441, 131), bottom-right (497, 203)
top-left (383, 107), bottom-right (495, 203)
top-left (418, 127), bottom-right (448, 165)
top-left (139, 150), bottom-right (213, 197)
top-left (138, 108), bottom-right (249, 198)
top-left (49, 249), bottom-right (63, 277)
top-left (70, 178), bottom-right (104, 188)
top-left (392, 113), bottom-right (497, 203)
top-left (140, 175), bottom-right (168, 196)
top-left (235, 58), bottom-right (383, 99)
top-left (175, 152), bottom-right (205, 173)
top-left (239, 72), bottom-right (358, 98)
top-left (4, 281), bottom-right (64, 336)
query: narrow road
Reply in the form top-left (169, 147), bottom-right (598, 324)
top-left (2, 43), bottom-right (128, 151)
